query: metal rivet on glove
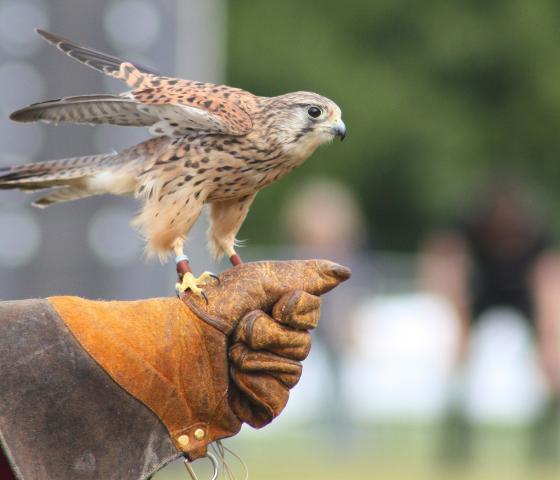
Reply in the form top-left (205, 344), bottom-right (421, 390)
top-left (178, 435), bottom-right (190, 447)
top-left (194, 428), bottom-right (205, 440)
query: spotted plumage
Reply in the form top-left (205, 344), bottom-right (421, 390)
top-left (1, 29), bottom-right (346, 265)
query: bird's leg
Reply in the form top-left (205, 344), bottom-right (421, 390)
top-left (224, 243), bottom-right (243, 266)
top-left (173, 239), bottom-right (218, 302)
top-left (230, 253), bottom-right (243, 266)
top-left (208, 195), bottom-right (255, 268)
top-left (175, 252), bottom-right (192, 282)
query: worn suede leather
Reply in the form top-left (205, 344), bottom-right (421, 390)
top-left (46, 260), bottom-right (350, 461)
top-left (233, 309), bottom-right (312, 360)
top-left (49, 296), bottom-right (237, 460)
top-left (0, 299), bottom-right (179, 480)
top-left (184, 260), bottom-right (350, 334)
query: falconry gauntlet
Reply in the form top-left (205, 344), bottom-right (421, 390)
top-left (0, 260), bottom-right (350, 480)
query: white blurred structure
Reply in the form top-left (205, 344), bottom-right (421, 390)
top-left (346, 293), bottom-right (459, 421)
top-left (463, 307), bottom-right (548, 423)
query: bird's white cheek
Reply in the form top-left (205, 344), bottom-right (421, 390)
top-left (306, 129), bottom-right (335, 148)
top-left (318, 130), bottom-right (336, 143)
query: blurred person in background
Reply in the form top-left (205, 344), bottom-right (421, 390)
top-left (418, 174), bottom-right (560, 464)
top-left (282, 178), bottom-right (368, 447)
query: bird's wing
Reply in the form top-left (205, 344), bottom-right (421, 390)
top-left (36, 28), bottom-right (160, 78)
top-left (128, 81), bottom-right (254, 136)
top-left (10, 94), bottom-right (159, 126)
top-left (21, 29), bottom-right (254, 136)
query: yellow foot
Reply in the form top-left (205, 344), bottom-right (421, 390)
top-left (175, 271), bottom-right (219, 303)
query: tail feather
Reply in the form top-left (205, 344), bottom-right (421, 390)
top-left (0, 137), bottom-right (168, 207)
top-left (0, 153), bottom-right (118, 190)
top-left (0, 152), bottom-right (125, 207)
top-left (32, 187), bottom-right (93, 208)
top-left (36, 29), bottom-right (160, 85)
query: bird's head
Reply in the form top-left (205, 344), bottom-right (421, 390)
top-left (264, 91), bottom-right (345, 157)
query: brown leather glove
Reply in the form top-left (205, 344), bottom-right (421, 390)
top-left (228, 289), bottom-right (322, 428)
top-left (48, 260), bottom-right (350, 460)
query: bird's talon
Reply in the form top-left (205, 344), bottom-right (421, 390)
top-left (201, 290), bottom-right (209, 304)
top-left (175, 271), bottom-right (215, 302)
top-left (196, 271), bottom-right (220, 286)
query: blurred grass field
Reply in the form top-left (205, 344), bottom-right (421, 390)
top-left (154, 423), bottom-right (560, 480)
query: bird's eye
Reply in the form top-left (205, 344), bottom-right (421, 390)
top-left (307, 106), bottom-right (322, 118)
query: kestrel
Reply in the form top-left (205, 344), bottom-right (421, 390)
top-left (0, 30), bottom-right (346, 298)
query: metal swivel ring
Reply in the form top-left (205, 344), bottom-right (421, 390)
top-left (183, 452), bottom-right (219, 480)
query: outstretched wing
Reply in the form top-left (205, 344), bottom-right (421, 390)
top-left (10, 29), bottom-right (255, 136)
top-left (10, 94), bottom-right (159, 126)
top-left (36, 28), bottom-right (160, 80)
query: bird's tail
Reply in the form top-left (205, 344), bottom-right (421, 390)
top-left (1, 137), bottom-right (168, 208)
top-left (0, 152), bottom-right (120, 207)
top-left (32, 187), bottom-right (94, 208)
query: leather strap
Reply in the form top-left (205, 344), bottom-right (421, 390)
top-left (184, 294), bottom-right (234, 335)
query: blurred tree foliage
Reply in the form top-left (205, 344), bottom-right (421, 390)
top-left (226, 0), bottom-right (560, 250)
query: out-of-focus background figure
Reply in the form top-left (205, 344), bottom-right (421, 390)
top-left (2, 0), bottom-right (560, 479)
top-left (418, 175), bottom-right (560, 466)
top-left (282, 179), bottom-right (368, 448)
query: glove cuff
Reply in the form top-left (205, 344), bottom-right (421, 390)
top-left (49, 296), bottom-right (241, 460)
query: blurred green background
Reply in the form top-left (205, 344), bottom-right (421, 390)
top-left (228, 0), bottom-right (560, 250)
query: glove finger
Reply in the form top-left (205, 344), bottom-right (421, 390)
top-left (184, 260), bottom-right (351, 333)
top-left (229, 342), bottom-right (302, 388)
top-left (271, 290), bottom-right (321, 330)
top-left (229, 368), bottom-right (290, 428)
top-left (234, 310), bottom-right (312, 361)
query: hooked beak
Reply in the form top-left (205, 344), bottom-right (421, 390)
top-left (332, 120), bottom-right (346, 141)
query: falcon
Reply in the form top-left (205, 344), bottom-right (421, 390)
top-left (0, 29), bottom-right (346, 298)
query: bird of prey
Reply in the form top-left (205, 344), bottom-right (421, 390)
top-left (0, 29), bottom-right (346, 298)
